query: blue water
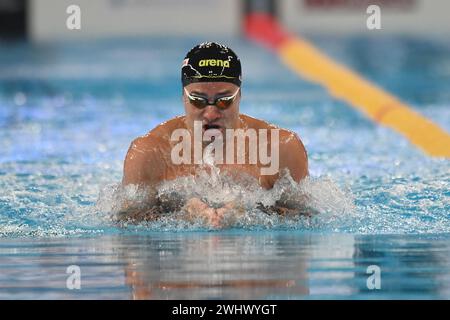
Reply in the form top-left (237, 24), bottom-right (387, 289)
top-left (0, 36), bottom-right (449, 299)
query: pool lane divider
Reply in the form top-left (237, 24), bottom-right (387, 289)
top-left (244, 13), bottom-right (450, 158)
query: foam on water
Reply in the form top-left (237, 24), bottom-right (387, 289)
top-left (1, 140), bottom-right (448, 237)
top-left (0, 157), bottom-right (356, 237)
top-left (95, 164), bottom-right (356, 232)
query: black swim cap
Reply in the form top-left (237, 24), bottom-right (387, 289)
top-left (181, 42), bottom-right (242, 87)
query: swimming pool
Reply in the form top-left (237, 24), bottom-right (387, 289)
top-left (0, 36), bottom-right (449, 299)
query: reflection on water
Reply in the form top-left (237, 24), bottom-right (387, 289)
top-left (121, 232), bottom-right (312, 299)
top-left (1, 232), bottom-right (449, 299)
top-left (353, 234), bottom-right (450, 299)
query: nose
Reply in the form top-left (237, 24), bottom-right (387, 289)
top-left (202, 105), bottom-right (221, 122)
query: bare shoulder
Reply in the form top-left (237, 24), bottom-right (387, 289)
top-left (279, 128), bottom-right (306, 152)
top-left (147, 116), bottom-right (186, 140)
top-left (240, 114), bottom-right (308, 181)
top-left (278, 128), bottom-right (308, 181)
top-left (122, 135), bottom-right (160, 186)
top-left (240, 113), bottom-right (306, 149)
top-left (129, 116), bottom-right (186, 151)
top-left (239, 114), bottom-right (279, 130)
top-left (122, 116), bottom-right (185, 186)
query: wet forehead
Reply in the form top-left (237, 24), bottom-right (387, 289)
top-left (185, 82), bottom-right (239, 96)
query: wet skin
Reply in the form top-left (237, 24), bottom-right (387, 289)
top-left (121, 82), bottom-right (308, 227)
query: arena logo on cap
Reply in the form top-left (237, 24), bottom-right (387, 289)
top-left (198, 59), bottom-right (230, 68)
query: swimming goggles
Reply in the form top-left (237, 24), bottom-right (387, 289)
top-left (184, 87), bottom-right (240, 110)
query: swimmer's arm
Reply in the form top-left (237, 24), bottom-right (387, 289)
top-left (116, 205), bottom-right (161, 222)
top-left (122, 136), bottom-right (159, 186)
top-left (115, 185), bottom-right (161, 222)
top-left (119, 137), bottom-right (165, 220)
top-left (257, 200), bottom-right (313, 217)
top-left (259, 131), bottom-right (310, 216)
top-left (279, 130), bottom-right (309, 183)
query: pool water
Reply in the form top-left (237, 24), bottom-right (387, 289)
top-left (0, 36), bottom-right (449, 299)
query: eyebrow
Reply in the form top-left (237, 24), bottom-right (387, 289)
top-left (190, 90), bottom-right (233, 97)
top-left (189, 91), bottom-right (207, 97)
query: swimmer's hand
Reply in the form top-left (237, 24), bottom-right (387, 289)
top-left (183, 198), bottom-right (243, 228)
top-left (257, 201), bottom-right (314, 217)
top-left (115, 195), bottom-right (162, 222)
top-left (116, 205), bottom-right (161, 222)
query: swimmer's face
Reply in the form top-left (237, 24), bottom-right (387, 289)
top-left (183, 82), bottom-right (241, 136)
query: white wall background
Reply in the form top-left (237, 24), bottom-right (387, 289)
top-left (29, 0), bottom-right (450, 41)
top-left (281, 0), bottom-right (450, 35)
top-left (29, 0), bottom-right (241, 41)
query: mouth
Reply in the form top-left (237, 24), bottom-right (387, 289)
top-left (203, 123), bottom-right (222, 131)
top-left (202, 123), bottom-right (223, 141)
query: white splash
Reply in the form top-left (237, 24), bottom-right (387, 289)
top-left (96, 165), bottom-right (356, 230)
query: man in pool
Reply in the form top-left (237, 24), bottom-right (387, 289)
top-left (121, 42), bottom-right (308, 227)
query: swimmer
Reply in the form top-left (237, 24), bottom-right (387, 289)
top-left (120, 42), bottom-right (308, 227)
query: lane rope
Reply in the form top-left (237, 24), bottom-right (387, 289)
top-left (244, 13), bottom-right (450, 157)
